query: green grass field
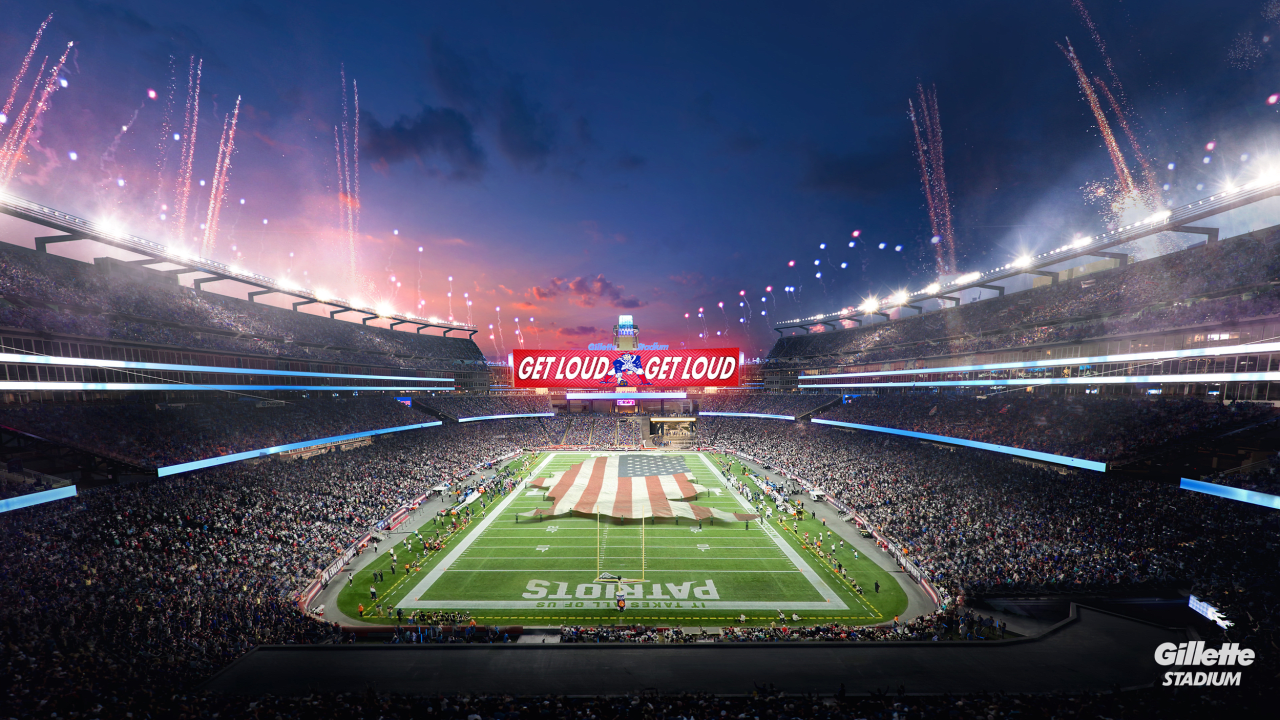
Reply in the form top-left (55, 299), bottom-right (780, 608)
top-left (335, 451), bottom-right (908, 626)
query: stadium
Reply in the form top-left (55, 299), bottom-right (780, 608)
top-left (1, 3), bottom-right (1278, 718)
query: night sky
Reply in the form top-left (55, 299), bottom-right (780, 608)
top-left (0, 0), bottom-right (1276, 358)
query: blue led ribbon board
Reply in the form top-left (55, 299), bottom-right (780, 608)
top-left (458, 413), bottom-right (555, 423)
top-left (1179, 478), bottom-right (1280, 509)
top-left (0, 485), bottom-right (77, 513)
top-left (810, 418), bottom-right (1107, 472)
top-left (157, 421), bottom-right (443, 477)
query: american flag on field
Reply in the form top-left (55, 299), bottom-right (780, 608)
top-left (522, 455), bottom-right (759, 523)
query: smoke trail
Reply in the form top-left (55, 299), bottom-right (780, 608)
top-left (464, 292), bottom-right (473, 326)
top-left (1, 14), bottom-right (51, 127)
top-left (447, 275), bottom-right (454, 320)
top-left (684, 313), bottom-right (692, 345)
top-left (495, 308), bottom-right (506, 351)
top-left (415, 244), bottom-right (423, 312)
top-left (203, 96), bottom-right (241, 255)
top-left (99, 106), bottom-right (141, 180)
top-left (698, 308), bottom-right (709, 344)
top-left (489, 325), bottom-right (498, 355)
top-left (1060, 40), bottom-right (1134, 196)
top-left (532, 320), bottom-right (542, 348)
top-left (514, 317), bottom-right (525, 348)
top-left (175, 57), bottom-right (203, 244)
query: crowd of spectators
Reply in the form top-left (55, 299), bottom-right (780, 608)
top-left (419, 395), bottom-right (553, 419)
top-left (0, 243), bottom-right (486, 372)
top-left (696, 393), bottom-right (840, 417)
top-left (0, 420), bottom-right (540, 718)
top-left (766, 231), bottom-right (1280, 370)
top-left (563, 416), bottom-right (596, 445)
top-left (0, 396), bottom-right (428, 468)
top-left (0, 404), bottom-right (1273, 716)
top-left (815, 393), bottom-right (1271, 462)
top-left (541, 415), bottom-right (571, 444)
top-left (705, 418), bottom-right (1278, 612)
top-left (3, 686), bottom-right (1260, 719)
top-left (618, 417), bottom-right (644, 445)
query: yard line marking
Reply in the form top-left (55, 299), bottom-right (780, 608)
top-left (696, 453), bottom-right (848, 610)
top-left (396, 451), bottom-right (558, 606)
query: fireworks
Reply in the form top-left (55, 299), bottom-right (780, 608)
top-left (202, 96), bottom-right (241, 256)
top-left (0, 14), bottom-right (51, 129)
top-left (908, 83), bottom-right (956, 274)
top-left (334, 67), bottom-right (361, 279)
top-left (174, 57), bottom-right (203, 244)
top-left (0, 38), bottom-right (74, 186)
top-left (1060, 40), bottom-right (1133, 197)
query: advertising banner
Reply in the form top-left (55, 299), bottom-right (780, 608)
top-left (512, 348), bottom-right (740, 388)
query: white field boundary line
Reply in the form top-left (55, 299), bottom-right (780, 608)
top-left (397, 451), bottom-right (559, 606)
top-left (398, 451), bottom-right (851, 612)
top-left (695, 452), bottom-right (847, 611)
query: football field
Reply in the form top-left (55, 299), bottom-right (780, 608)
top-left (336, 451), bottom-right (908, 626)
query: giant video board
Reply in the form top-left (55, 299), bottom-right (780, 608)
top-left (512, 348), bottom-right (739, 388)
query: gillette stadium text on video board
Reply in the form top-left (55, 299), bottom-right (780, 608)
top-left (512, 349), bottom-right (740, 388)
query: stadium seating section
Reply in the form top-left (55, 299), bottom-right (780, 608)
top-left (814, 394), bottom-right (1270, 462)
top-left (766, 229), bottom-right (1280, 369)
top-left (0, 243), bottom-right (486, 372)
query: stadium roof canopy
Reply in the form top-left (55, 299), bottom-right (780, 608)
top-left (773, 177), bottom-right (1280, 333)
top-left (0, 191), bottom-right (478, 338)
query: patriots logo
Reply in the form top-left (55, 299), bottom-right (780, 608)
top-left (606, 353), bottom-right (649, 386)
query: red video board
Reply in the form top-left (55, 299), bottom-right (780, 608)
top-left (512, 348), bottom-right (740, 388)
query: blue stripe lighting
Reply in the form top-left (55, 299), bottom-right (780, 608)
top-left (799, 371), bottom-right (1280, 390)
top-left (1179, 478), bottom-right (1280, 510)
top-left (156, 421), bottom-right (443, 477)
top-left (810, 418), bottom-right (1108, 472)
top-left (800, 341), bottom-right (1280, 381)
top-left (0, 382), bottom-right (454, 392)
top-left (0, 485), bottom-right (77, 513)
top-left (0, 352), bottom-right (451, 382)
top-left (699, 411), bottom-right (795, 421)
top-left (565, 392), bottom-right (688, 400)
top-left (458, 413), bottom-right (555, 423)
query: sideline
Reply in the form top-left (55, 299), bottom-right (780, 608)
top-left (397, 452), bottom-right (559, 606)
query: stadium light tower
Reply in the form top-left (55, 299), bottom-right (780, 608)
top-left (614, 314), bottom-right (638, 350)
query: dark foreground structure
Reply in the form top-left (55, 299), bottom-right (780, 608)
top-left (205, 607), bottom-right (1183, 696)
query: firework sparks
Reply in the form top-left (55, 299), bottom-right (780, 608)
top-left (153, 57), bottom-right (178, 216)
top-left (1060, 39), bottom-right (1134, 197)
top-left (0, 57), bottom-right (46, 182)
top-left (334, 67), bottom-right (361, 279)
top-left (1, 14), bottom-right (51, 129)
top-left (203, 96), bottom-right (241, 256)
top-left (3, 41), bottom-right (73, 185)
top-left (908, 84), bottom-right (956, 274)
top-left (174, 57), bottom-right (203, 244)
top-left (1093, 76), bottom-right (1159, 202)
